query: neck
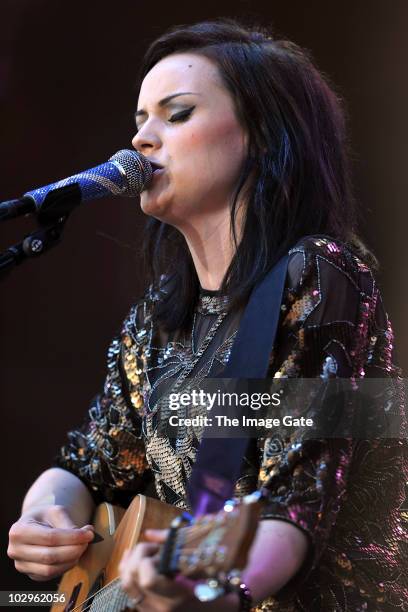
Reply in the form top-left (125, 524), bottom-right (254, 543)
top-left (180, 211), bottom-right (237, 291)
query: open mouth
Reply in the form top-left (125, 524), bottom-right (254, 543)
top-left (149, 161), bottom-right (164, 173)
top-left (151, 165), bottom-right (165, 184)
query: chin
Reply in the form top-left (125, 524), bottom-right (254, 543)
top-left (140, 194), bottom-right (174, 223)
top-left (140, 190), bottom-right (196, 228)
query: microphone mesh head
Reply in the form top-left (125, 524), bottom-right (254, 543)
top-left (109, 149), bottom-right (153, 195)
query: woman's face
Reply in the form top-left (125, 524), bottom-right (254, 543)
top-left (132, 53), bottom-right (248, 228)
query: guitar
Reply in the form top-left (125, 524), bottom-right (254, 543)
top-left (50, 492), bottom-right (262, 612)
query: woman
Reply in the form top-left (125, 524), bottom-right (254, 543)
top-left (8, 20), bottom-right (407, 611)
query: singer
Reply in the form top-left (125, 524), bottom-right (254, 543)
top-left (8, 20), bottom-right (407, 611)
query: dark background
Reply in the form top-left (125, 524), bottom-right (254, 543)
top-left (1, 0), bottom-right (407, 595)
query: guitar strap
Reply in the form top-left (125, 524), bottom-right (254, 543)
top-left (188, 253), bottom-right (290, 515)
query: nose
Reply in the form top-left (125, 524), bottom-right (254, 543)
top-left (132, 122), bottom-right (162, 154)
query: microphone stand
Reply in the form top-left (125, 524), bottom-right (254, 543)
top-left (0, 183), bottom-right (81, 277)
top-left (0, 218), bottom-right (67, 276)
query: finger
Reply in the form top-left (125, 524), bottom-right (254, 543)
top-left (120, 577), bottom-right (145, 605)
top-left (137, 557), bottom-right (162, 591)
top-left (9, 521), bottom-right (94, 547)
top-left (137, 557), bottom-right (188, 598)
top-left (120, 544), bottom-right (159, 595)
top-left (118, 548), bottom-right (130, 573)
top-left (126, 543), bottom-right (160, 562)
top-left (120, 557), bottom-right (140, 596)
top-left (9, 542), bottom-right (88, 565)
top-left (15, 559), bottom-right (77, 581)
top-left (144, 529), bottom-right (169, 543)
top-left (119, 543), bottom-right (158, 585)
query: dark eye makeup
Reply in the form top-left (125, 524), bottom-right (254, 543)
top-left (134, 105), bottom-right (196, 132)
top-left (168, 106), bottom-right (196, 123)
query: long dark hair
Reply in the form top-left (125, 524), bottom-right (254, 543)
top-left (139, 19), bottom-right (359, 330)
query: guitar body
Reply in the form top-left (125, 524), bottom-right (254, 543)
top-left (51, 495), bottom-right (182, 612)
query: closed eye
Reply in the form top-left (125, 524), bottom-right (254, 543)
top-left (168, 106), bottom-right (195, 123)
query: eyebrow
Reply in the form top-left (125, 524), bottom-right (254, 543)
top-left (135, 92), bottom-right (199, 118)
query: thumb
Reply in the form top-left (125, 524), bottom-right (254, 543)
top-left (46, 505), bottom-right (93, 532)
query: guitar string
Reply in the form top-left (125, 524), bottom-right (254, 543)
top-left (65, 525), bottom-right (205, 612)
top-left (70, 526), bottom-right (233, 612)
top-left (178, 523), bottom-right (229, 542)
top-left (80, 579), bottom-right (132, 612)
top-left (82, 578), bottom-right (128, 612)
top-left (68, 577), bottom-right (122, 612)
top-left (67, 528), bottom-right (212, 612)
top-left (70, 581), bottom-right (116, 612)
top-left (86, 578), bottom-right (121, 612)
top-left (67, 518), bottom-right (236, 609)
top-left (86, 578), bottom-right (129, 612)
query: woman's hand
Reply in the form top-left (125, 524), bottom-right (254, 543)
top-left (8, 505), bottom-right (94, 581)
top-left (119, 529), bottom-right (239, 612)
top-left (119, 518), bottom-right (309, 611)
top-left (119, 529), bottom-right (196, 612)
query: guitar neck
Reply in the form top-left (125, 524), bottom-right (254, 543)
top-left (53, 492), bottom-right (262, 612)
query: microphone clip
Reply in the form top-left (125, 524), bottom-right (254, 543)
top-left (0, 184), bottom-right (82, 277)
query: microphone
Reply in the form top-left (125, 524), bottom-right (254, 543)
top-left (0, 149), bottom-right (153, 222)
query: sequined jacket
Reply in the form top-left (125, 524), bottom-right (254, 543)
top-left (56, 236), bottom-right (408, 611)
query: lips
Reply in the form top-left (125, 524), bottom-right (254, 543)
top-left (144, 160), bottom-right (165, 190)
top-left (148, 160), bottom-right (165, 173)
